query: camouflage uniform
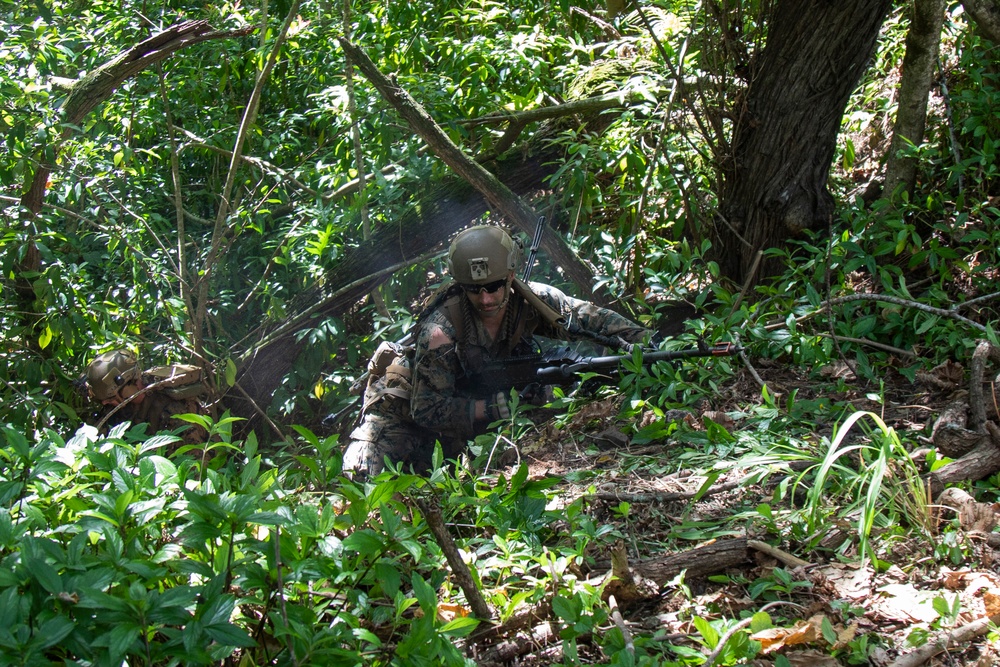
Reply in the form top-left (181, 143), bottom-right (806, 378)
top-left (98, 385), bottom-right (208, 445)
top-left (342, 280), bottom-right (649, 476)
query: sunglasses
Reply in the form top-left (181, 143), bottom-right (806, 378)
top-left (459, 278), bottom-right (508, 295)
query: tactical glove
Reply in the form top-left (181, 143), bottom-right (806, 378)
top-left (518, 382), bottom-right (553, 407)
top-left (489, 391), bottom-right (511, 421)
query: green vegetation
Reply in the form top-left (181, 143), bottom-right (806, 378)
top-left (3, 0), bottom-right (1000, 664)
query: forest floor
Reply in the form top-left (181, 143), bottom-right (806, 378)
top-left (484, 360), bottom-right (1000, 666)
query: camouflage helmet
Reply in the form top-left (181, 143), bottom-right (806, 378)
top-left (86, 349), bottom-right (140, 401)
top-left (447, 226), bottom-right (521, 284)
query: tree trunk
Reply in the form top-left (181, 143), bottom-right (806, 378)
top-left (883, 0), bottom-right (948, 200)
top-left (962, 0), bottom-right (1000, 42)
top-left (715, 0), bottom-right (893, 286)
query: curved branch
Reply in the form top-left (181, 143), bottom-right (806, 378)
top-left (826, 293), bottom-right (988, 334)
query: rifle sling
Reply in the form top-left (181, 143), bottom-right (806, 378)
top-left (511, 278), bottom-right (565, 330)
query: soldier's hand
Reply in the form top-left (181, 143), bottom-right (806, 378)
top-left (518, 382), bottom-right (553, 407)
top-left (489, 391), bottom-right (511, 420)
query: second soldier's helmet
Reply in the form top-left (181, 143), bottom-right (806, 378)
top-left (447, 226), bottom-right (521, 284)
top-left (86, 349), bottom-right (140, 401)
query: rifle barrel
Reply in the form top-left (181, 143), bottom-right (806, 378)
top-left (535, 342), bottom-right (739, 382)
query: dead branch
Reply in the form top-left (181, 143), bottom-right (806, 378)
top-left (826, 294), bottom-right (988, 334)
top-left (456, 90), bottom-right (655, 128)
top-left (589, 538), bottom-right (752, 586)
top-left (592, 477), bottom-right (744, 504)
top-left (414, 498), bottom-right (493, 621)
top-left (887, 610), bottom-right (1000, 667)
top-left (968, 340), bottom-right (1000, 432)
top-left (746, 539), bottom-right (810, 568)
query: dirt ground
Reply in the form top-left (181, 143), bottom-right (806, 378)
top-left (493, 360), bottom-right (1000, 666)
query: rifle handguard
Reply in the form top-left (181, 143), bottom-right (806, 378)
top-left (534, 342), bottom-right (741, 383)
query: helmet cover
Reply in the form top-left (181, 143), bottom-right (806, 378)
top-left (86, 349), bottom-right (140, 401)
top-left (447, 226), bottom-right (521, 284)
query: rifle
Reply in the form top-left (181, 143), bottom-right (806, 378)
top-left (464, 341), bottom-right (741, 396)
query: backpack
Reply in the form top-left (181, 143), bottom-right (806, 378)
top-left (358, 340), bottom-right (415, 417)
top-left (143, 364), bottom-right (207, 400)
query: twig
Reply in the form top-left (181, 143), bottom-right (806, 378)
top-left (816, 333), bottom-right (917, 359)
top-left (192, 0), bottom-right (301, 357)
top-left (608, 595), bottom-right (634, 655)
top-left (274, 527), bottom-right (299, 667)
top-left (704, 601), bottom-right (806, 667)
top-left (414, 497), bottom-right (494, 621)
top-left (729, 249), bottom-right (763, 316)
top-left (827, 293), bottom-right (988, 333)
top-left (746, 539), bottom-right (811, 568)
top-left (887, 612), bottom-right (1000, 667)
top-left (826, 215), bottom-right (859, 380)
top-left (234, 247), bottom-right (446, 355)
top-left (95, 372), bottom-right (199, 432)
top-left (953, 290), bottom-right (1000, 312)
top-left (593, 478), bottom-right (743, 503)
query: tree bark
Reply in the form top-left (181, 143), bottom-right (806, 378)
top-left (883, 0), bottom-right (948, 200)
top-left (714, 0), bottom-right (893, 286)
top-left (962, 0), bottom-right (1000, 42)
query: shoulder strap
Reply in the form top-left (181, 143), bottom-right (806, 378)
top-left (511, 278), bottom-right (566, 329)
top-left (442, 293), bottom-right (466, 343)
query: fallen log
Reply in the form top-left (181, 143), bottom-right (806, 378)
top-left (591, 538), bottom-right (753, 586)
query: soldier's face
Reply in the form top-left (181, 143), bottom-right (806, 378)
top-left (465, 272), bottom-right (513, 317)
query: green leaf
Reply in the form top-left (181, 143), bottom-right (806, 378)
top-left (749, 611), bottom-right (772, 633)
top-left (37, 616), bottom-right (75, 649)
top-left (205, 621), bottom-right (255, 647)
top-left (342, 529), bottom-right (383, 555)
top-left (374, 562), bottom-right (401, 598)
top-left (692, 616), bottom-right (719, 648)
top-left (107, 624), bottom-right (140, 660)
top-left (29, 558), bottom-right (62, 594)
top-left (820, 614), bottom-right (837, 644)
top-left (38, 325), bottom-right (53, 349)
top-left (225, 358), bottom-right (237, 387)
top-left (440, 615), bottom-right (480, 637)
top-left (411, 573), bottom-right (437, 614)
top-left (551, 595), bottom-right (577, 622)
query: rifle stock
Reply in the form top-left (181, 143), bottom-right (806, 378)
top-left (468, 342), bottom-right (740, 395)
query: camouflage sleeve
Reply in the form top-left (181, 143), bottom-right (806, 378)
top-left (409, 310), bottom-right (479, 440)
top-left (527, 281), bottom-right (651, 345)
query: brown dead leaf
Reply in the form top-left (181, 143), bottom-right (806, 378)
top-left (437, 602), bottom-right (470, 623)
top-left (983, 589), bottom-right (1000, 617)
top-left (751, 614), bottom-right (825, 653)
top-left (832, 619), bottom-right (859, 650)
top-left (702, 410), bottom-right (736, 430)
top-left (819, 360), bottom-right (856, 381)
top-left (917, 360), bottom-right (965, 390)
top-left (812, 563), bottom-right (873, 600)
top-left (874, 583), bottom-right (950, 623)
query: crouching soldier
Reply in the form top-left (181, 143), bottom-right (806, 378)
top-left (84, 349), bottom-right (212, 445)
top-left (343, 225), bottom-right (654, 477)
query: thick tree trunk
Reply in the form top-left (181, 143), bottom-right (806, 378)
top-left (883, 0), bottom-right (948, 200)
top-left (715, 0), bottom-right (893, 286)
top-left (962, 0), bottom-right (1000, 42)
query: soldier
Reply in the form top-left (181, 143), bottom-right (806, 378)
top-left (84, 349), bottom-right (210, 445)
top-left (343, 225), bottom-right (651, 477)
